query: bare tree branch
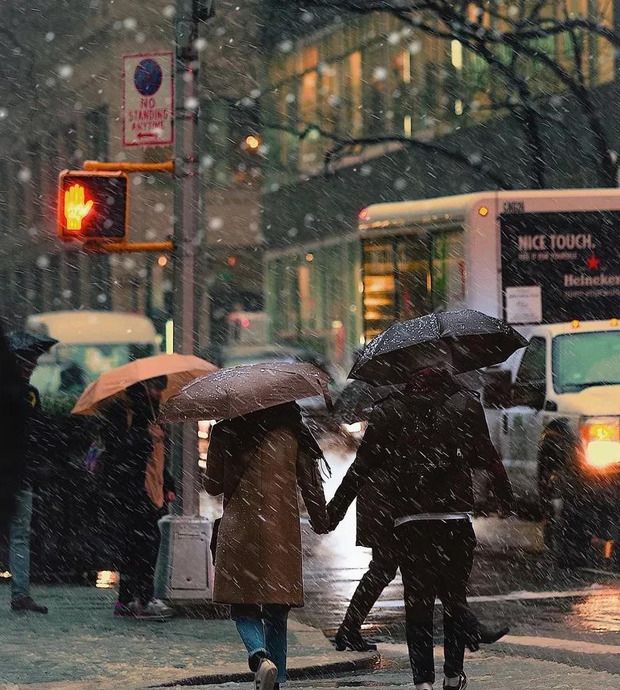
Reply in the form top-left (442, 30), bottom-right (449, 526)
top-left (264, 121), bottom-right (512, 189)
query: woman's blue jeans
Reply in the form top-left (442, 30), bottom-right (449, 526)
top-left (232, 604), bottom-right (290, 684)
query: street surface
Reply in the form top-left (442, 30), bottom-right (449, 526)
top-left (296, 446), bottom-right (620, 679)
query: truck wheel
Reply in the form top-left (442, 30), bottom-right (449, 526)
top-left (548, 495), bottom-right (591, 569)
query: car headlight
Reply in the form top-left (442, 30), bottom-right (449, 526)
top-left (580, 417), bottom-right (620, 470)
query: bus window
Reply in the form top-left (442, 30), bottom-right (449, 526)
top-left (431, 230), bottom-right (465, 311)
top-left (396, 235), bottom-right (431, 320)
top-left (362, 240), bottom-right (395, 340)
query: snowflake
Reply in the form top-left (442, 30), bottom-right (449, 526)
top-left (58, 64), bottom-right (74, 80)
top-left (409, 41), bottom-right (422, 55)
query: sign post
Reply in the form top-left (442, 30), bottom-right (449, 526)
top-left (123, 52), bottom-right (174, 148)
top-left (152, 0), bottom-right (217, 607)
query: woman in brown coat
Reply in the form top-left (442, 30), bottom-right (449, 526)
top-left (205, 402), bottom-right (329, 690)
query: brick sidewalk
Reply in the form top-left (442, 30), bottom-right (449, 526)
top-left (0, 585), bottom-right (375, 689)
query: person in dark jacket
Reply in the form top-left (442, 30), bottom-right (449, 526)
top-left (328, 367), bottom-right (514, 690)
top-left (0, 324), bottom-right (25, 533)
top-left (334, 457), bottom-right (398, 651)
top-left (99, 375), bottom-right (176, 620)
top-left (7, 349), bottom-right (51, 614)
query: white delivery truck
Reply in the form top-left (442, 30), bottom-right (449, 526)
top-left (353, 189), bottom-right (620, 566)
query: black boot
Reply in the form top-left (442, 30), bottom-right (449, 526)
top-left (11, 595), bottom-right (48, 614)
top-left (334, 625), bottom-right (377, 652)
top-left (461, 623), bottom-right (509, 652)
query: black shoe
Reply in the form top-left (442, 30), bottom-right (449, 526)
top-left (462, 623), bottom-right (509, 652)
top-left (334, 625), bottom-right (378, 652)
top-left (444, 672), bottom-right (468, 689)
top-left (11, 595), bottom-right (48, 614)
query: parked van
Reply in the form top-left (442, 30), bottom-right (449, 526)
top-left (26, 310), bottom-right (160, 396)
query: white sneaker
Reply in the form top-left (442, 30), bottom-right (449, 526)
top-left (254, 658), bottom-right (277, 690)
top-left (134, 598), bottom-right (174, 621)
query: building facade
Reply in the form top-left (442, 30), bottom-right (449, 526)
top-left (259, 0), bottom-right (620, 366)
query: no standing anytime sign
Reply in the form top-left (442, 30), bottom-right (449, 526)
top-left (123, 52), bottom-right (174, 147)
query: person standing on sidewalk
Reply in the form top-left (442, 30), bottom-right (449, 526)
top-left (205, 402), bottom-right (330, 690)
top-left (0, 324), bottom-right (26, 533)
top-left (99, 375), bottom-right (176, 621)
top-left (328, 367), bottom-right (514, 690)
top-left (8, 349), bottom-right (51, 614)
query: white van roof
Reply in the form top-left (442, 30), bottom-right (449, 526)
top-left (530, 319), bottom-right (620, 338)
top-left (26, 311), bottom-right (157, 345)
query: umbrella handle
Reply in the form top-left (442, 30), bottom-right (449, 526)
top-left (321, 384), bottom-right (333, 412)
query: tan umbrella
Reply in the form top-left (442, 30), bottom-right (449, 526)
top-left (72, 353), bottom-right (218, 415)
top-left (161, 361), bottom-right (332, 422)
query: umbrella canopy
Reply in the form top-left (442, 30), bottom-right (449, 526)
top-left (162, 361), bottom-right (332, 422)
top-left (333, 380), bottom-right (404, 423)
top-left (350, 310), bottom-right (527, 385)
top-left (72, 353), bottom-right (217, 415)
top-left (7, 332), bottom-right (58, 360)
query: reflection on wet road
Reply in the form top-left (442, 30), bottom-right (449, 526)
top-left (298, 448), bottom-right (620, 674)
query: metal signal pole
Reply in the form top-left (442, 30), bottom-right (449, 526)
top-left (172, 0), bottom-right (201, 516)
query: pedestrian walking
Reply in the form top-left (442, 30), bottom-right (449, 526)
top-left (5, 333), bottom-right (57, 614)
top-left (205, 402), bottom-right (330, 690)
top-left (98, 375), bottom-right (176, 621)
top-left (328, 365), bottom-right (515, 690)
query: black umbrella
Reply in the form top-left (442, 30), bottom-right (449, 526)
top-left (350, 310), bottom-right (527, 385)
top-left (334, 379), bottom-right (404, 423)
top-left (7, 332), bottom-right (58, 360)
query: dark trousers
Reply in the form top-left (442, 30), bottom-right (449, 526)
top-left (397, 520), bottom-right (476, 685)
top-left (341, 542), bottom-right (399, 630)
top-left (116, 502), bottom-right (162, 606)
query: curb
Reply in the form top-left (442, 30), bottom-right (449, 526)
top-left (151, 653), bottom-right (381, 687)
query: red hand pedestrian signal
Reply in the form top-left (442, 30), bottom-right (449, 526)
top-left (58, 170), bottom-right (129, 244)
top-left (64, 183), bottom-right (94, 231)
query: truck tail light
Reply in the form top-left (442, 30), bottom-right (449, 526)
top-left (580, 417), bottom-right (620, 470)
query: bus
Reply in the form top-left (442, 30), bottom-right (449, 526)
top-left (265, 189), bottom-right (620, 367)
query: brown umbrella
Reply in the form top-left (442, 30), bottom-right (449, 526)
top-left (72, 353), bottom-right (218, 415)
top-left (161, 361), bottom-right (332, 422)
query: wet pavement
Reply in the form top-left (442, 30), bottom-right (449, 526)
top-left (296, 447), bottom-right (620, 677)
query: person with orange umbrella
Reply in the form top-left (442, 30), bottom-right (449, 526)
top-left (73, 353), bottom-right (216, 620)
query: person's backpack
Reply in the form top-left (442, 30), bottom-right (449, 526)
top-left (392, 397), bottom-right (458, 498)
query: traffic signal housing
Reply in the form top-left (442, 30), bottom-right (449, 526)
top-left (58, 170), bottom-right (129, 244)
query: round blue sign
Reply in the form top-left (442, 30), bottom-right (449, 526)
top-left (134, 58), bottom-right (163, 97)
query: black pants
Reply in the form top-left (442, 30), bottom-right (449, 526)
top-left (116, 502), bottom-right (162, 606)
top-left (341, 542), bottom-right (399, 630)
top-left (397, 520), bottom-right (476, 685)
